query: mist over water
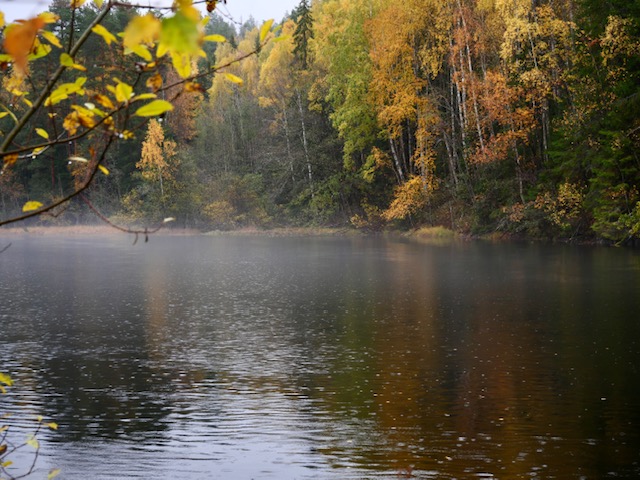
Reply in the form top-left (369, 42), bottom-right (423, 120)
top-left (1, 234), bottom-right (639, 479)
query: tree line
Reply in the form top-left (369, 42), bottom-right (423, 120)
top-left (1, 0), bottom-right (639, 243)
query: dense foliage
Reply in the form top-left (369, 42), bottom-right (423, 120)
top-left (1, 0), bottom-right (639, 243)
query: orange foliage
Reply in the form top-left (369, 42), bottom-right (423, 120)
top-left (3, 17), bottom-right (46, 74)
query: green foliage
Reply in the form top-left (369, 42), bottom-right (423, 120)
top-left (2, 0), bottom-right (639, 241)
top-left (202, 174), bottom-right (272, 229)
top-left (292, 0), bottom-right (314, 69)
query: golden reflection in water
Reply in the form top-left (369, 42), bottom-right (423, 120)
top-left (371, 241), bottom-right (441, 473)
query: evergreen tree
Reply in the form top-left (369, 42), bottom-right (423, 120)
top-left (292, 0), bottom-right (314, 69)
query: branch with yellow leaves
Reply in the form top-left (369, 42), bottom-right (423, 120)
top-left (0, 0), bottom-right (275, 232)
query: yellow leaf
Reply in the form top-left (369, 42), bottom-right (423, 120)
top-left (37, 416), bottom-right (44, 422)
top-left (203, 34), bottom-right (226, 43)
top-left (114, 80), bottom-right (133, 104)
top-left (134, 99), bottom-right (174, 117)
top-left (48, 469), bottom-right (62, 480)
top-left (60, 53), bottom-right (86, 71)
top-left (0, 373), bottom-right (13, 387)
top-left (171, 52), bottom-right (191, 78)
top-left (45, 77), bottom-right (87, 106)
top-left (98, 165), bottom-right (109, 175)
top-left (91, 24), bottom-right (116, 45)
top-left (2, 460), bottom-right (14, 468)
top-left (23, 201), bottom-right (44, 212)
top-left (38, 12), bottom-right (59, 24)
top-left (41, 30), bottom-right (62, 48)
top-left (174, 0), bottom-right (200, 21)
top-left (94, 94), bottom-right (115, 110)
top-left (131, 93), bottom-right (157, 102)
top-left (0, 112), bottom-right (8, 119)
top-left (26, 436), bottom-right (39, 449)
top-left (27, 40), bottom-right (51, 61)
top-left (127, 44), bottom-right (152, 61)
top-left (71, 0), bottom-right (86, 8)
top-left (184, 81), bottom-right (204, 93)
top-left (31, 147), bottom-right (46, 157)
top-left (0, 12), bottom-right (4, 29)
top-left (224, 73), bottom-right (243, 85)
top-left (36, 128), bottom-right (49, 139)
top-left (46, 422), bottom-right (59, 430)
top-left (122, 13), bottom-right (161, 50)
top-left (63, 112), bottom-right (80, 135)
top-left (260, 19), bottom-right (274, 43)
top-left (94, 0), bottom-right (104, 7)
top-left (23, 97), bottom-right (33, 108)
top-left (0, 445), bottom-right (7, 455)
top-left (146, 73), bottom-right (163, 92)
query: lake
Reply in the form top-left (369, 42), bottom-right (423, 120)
top-left (1, 233), bottom-right (639, 479)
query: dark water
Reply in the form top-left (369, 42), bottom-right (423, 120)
top-left (1, 234), bottom-right (639, 479)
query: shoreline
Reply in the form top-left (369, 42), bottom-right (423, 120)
top-left (0, 224), bottom-right (621, 247)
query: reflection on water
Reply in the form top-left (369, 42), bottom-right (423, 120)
top-left (1, 234), bottom-right (639, 479)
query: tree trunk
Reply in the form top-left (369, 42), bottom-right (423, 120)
top-left (295, 88), bottom-right (313, 198)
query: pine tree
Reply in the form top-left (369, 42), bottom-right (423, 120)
top-left (292, 0), bottom-right (314, 69)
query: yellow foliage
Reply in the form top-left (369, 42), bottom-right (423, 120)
top-left (203, 200), bottom-right (236, 227)
top-left (534, 182), bottom-right (584, 229)
top-left (137, 119), bottom-right (178, 185)
top-left (383, 176), bottom-right (430, 222)
top-left (121, 13), bottom-right (161, 50)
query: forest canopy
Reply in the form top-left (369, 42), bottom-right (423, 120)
top-left (1, 0), bottom-right (639, 243)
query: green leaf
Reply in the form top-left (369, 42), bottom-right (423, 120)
top-left (224, 73), bottom-right (243, 85)
top-left (36, 128), bottom-right (49, 140)
top-left (159, 12), bottom-right (199, 56)
top-left (134, 100), bottom-right (174, 117)
top-left (22, 201), bottom-right (44, 212)
top-left (260, 19), bottom-right (274, 43)
top-left (0, 373), bottom-right (13, 387)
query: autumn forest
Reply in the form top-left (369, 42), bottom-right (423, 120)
top-left (1, 0), bottom-right (639, 243)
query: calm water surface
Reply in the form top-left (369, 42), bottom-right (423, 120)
top-left (1, 234), bottom-right (639, 479)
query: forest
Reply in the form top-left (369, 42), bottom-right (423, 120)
top-left (1, 0), bottom-right (639, 243)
